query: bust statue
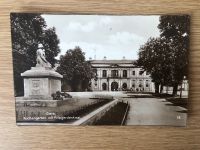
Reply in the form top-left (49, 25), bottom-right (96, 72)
top-left (36, 44), bottom-right (52, 68)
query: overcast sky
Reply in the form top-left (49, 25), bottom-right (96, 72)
top-left (42, 15), bottom-right (160, 60)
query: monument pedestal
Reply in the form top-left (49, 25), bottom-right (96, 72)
top-left (21, 66), bottom-right (63, 100)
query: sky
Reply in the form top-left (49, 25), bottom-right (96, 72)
top-left (42, 15), bottom-right (160, 60)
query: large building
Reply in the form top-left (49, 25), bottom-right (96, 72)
top-left (90, 58), bottom-right (155, 92)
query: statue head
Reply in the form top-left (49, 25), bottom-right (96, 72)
top-left (38, 43), bottom-right (43, 49)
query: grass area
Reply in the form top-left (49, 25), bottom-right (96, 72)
top-left (126, 91), bottom-right (153, 94)
top-left (123, 95), bottom-right (155, 98)
top-left (152, 93), bottom-right (173, 98)
top-left (124, 92), bottom-right (173, 98)
top-left (92, 101), bottom-right (130, 125)
top-left (152, 93), bottom-right (188, 110)
top-left (165, 97), bottom-right (188, 109)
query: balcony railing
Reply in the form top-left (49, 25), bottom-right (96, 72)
top-left (100, 74), bottom-right (130, 79)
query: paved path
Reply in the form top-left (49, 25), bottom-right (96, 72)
top-left (124, 98), bottom-right (187, 126)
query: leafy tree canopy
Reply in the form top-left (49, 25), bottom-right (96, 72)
top-left (11, 13), bottom-right (60, 96)
top-left (137, 15), bottom-right (190, 95)
top-left (57, 46), bottom-right (94, 91)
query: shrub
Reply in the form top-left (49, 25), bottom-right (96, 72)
top-left (51, 91), bottom-right (63, 100)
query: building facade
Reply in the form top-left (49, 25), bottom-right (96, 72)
top-left (90, 59), bottom-right (155, 92)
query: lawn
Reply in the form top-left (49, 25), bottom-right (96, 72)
top-left (166, 97), bottom-right (188, 109)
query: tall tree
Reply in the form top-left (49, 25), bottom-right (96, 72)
top-left (158, 15), bottom-right (190, 95)
top-left (137, 37), bottom-right (173, 94)
top-left (137, 15), bottom-right (190, 95)
top-left (11, 13), bottom-right (60, 96)
top-left (57, 47), bottom-right (94, 92)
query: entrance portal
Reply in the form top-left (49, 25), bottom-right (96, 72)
top-left (111, 82), bottom-right (118, 91)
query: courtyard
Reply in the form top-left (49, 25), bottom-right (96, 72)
top-left (16, 91), bottom-right (187, 126)
top-left (69, 91), bottom-right (187, 126)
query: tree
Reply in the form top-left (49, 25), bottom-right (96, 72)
top-left (158, 15), bottom-right (190, 95)
top-left (137, 15), bottom-right (190, 95)
top-left (11, 13), bottom-right (60, 96)
top-left (137, 37), bottom-right (173, 94)
top-left (57, 47), bottom-right (94, 92)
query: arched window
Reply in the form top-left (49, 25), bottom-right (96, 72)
top-left (139, 84), bottom-right (142, 88)
top-left (122, 83), bottom-right (127, 90)
top-left (102, 83), bottom-right (107, 90)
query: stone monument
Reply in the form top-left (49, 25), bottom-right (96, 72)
top-left (21, 44), bottom-right (63, 100)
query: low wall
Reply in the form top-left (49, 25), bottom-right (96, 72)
top-left (72, 98), bottom-right (119, 125)
top-left (16, 99), bottom-right (73, 107)
top-left (67, 91), bottom-right (127, 98)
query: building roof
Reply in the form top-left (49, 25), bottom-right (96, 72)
top-left (89, 59), bottom-right (137, 68)
top-left (89, 59), bottom-right (136, 64)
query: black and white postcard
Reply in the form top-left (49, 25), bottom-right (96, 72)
top-left (11, 13), bottom-right (190, 126)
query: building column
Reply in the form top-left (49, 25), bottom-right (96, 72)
top-left (119, 79), bottom-right (121, 90)
top-left (108, 79), bottom-right (111, 91)
top-left (99, 79), bottom-right (102, 91)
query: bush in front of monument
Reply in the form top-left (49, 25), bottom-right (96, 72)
top-left (51, 91), bottom-right (63, 100)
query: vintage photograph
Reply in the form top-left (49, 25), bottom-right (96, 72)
top-left (11, 13), bottom-right (190, 126)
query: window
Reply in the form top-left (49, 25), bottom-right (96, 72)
top-left (146, 80), bottom-right (149, 87)
top-left (139, 80), bottom-right (143, 88)
top-left (123, 70), bottom-right (127, 77)
top-left (93, 69), bottom-right (97, 76)
top-left (132, 71), bottom-right (135, 75)
top-left (139, 71), bottom-right (143, 75)
top-left (132, 80), bottom-right (135, 88)
top-left (111, 70), bottom-right (118, 77)
top-left (102, 70), bottom-right (107, 77)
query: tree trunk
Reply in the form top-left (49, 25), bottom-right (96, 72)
top-left (160, 84), bottom-right (163, 94)
top-left (155, 82), bottom-right (159, 94)
top-left (166, 86), bottom-right (169, 94)
top-left (173, 84), bottom-right (178, 96)
top-left (71, 80), bottom-right (80, 92)
top-left (180, 82), bottom-right (183, 98)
